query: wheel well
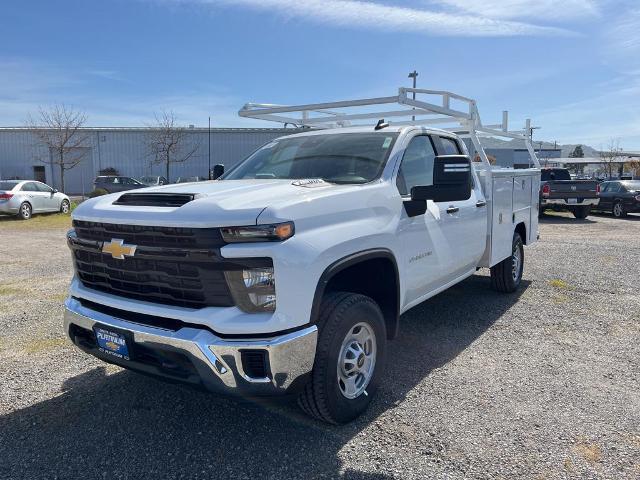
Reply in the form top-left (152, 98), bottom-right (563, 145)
top-left (313, 253), bottom-right (400, 340)
top-left (515, 222), bottom-right (527, 245)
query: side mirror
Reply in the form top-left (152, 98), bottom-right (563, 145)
top-left (411, 155), bottom-right (472, 203)
top-left (212, 164), bottom-right (225, 180)
top-left (53, 189), bottom-right (59, 194)
top-left (404, 155), bottom-right (472, 217)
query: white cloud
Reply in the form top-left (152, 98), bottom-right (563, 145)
top-left (180, 0), bottom-right (576, 37)
top-left (604, 8), bottom-right (640, 57)
top-left (431, 0), bottom-right (600, 21)
top-left (0, 59), bottom-right (248, 127)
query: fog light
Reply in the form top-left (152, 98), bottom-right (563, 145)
top-left (225, 267), bottom-right (276, 312)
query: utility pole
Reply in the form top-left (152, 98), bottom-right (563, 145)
top-left (529, 125), bottom-right (541, 144)
top-left (208, 116), bottom-right (211, 180)
top-left (408, 70), bottom-right (418, 122)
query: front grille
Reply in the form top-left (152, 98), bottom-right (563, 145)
top-left (73, 249), bottom-right (233, 309)
top-left (71, 221), bottom-right (248, 309)
top-left (73, 220), bottom-right (223, 249)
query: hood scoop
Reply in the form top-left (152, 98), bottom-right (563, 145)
top-left (112, 192), bottom-right (197, 207)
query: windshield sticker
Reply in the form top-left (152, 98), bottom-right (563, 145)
top-left (382, 137), bottom-right (392, 149)
top-left (291, 179), bottom-right (329, 188)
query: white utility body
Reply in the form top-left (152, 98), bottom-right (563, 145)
top-left (64, 88), bottom-right (541, 424)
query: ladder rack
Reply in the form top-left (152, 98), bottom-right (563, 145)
top-left (240, 88), bottom-right (527, 138)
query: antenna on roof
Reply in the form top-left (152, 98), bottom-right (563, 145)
top-left (374, 119), bottom-right (389, 130)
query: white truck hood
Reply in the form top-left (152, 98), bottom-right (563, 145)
top-left (72, 179), bottom-right (356, 227)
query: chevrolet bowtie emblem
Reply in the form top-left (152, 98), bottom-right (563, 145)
top-left (102, 238), bottom-right (137, 260)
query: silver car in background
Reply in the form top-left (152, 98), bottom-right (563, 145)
top-left (0, 180), bottom-right (71, 220)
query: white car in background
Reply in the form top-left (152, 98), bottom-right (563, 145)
top-left (0, 180), bottom-right (71, 220)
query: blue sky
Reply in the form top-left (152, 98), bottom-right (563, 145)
top-left (2, 0), bottom-right (639, 150)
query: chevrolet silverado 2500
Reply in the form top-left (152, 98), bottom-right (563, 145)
top-left (64, 89), bottom-right (541, 423)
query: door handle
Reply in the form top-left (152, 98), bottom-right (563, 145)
top-left (446, 206), bottom-right (459, 214)
top-left (476, 200), bottom-right (487, 208)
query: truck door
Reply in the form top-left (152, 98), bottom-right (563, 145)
top-left (433, 136), bottom-right (487, 278)
top-left (395, 134), bottom-right (452, 306)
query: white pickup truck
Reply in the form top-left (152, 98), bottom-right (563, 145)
top-left (64, 89), bottom-right (541, 423)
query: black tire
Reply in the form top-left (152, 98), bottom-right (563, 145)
top-left (490, 232), bottom-right (524, 293)
top-left (572, 205), bottom-right (591, 219)
top-left (612, 200), bottom-right (627, 218)
top-left (18, 202), bottom-right (32, 220)
top-left (60, 199), bottom-right (70, 214)
top-left (298, 292), bottom-right (387, 424)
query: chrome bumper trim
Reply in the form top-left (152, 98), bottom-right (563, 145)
top-left (542, 198), bottom-right (600, 206)
top-left (64, 297), bottom-right (317, 395)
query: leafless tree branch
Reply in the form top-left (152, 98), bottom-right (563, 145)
top-left (144, 111), bottom-right (200, 182)
top-left (25, 105), bottom-right (90, 191)
top-left (599, 139), bottom-right (622, 180)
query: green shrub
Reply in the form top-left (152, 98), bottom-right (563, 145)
top-left (89, 188), bottom-right (109, 198)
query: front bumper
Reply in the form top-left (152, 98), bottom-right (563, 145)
top-left (64, 297), bottom-right (318, 396)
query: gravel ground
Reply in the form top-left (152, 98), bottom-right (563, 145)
top-left (0, 211), bottom-right (639, 479)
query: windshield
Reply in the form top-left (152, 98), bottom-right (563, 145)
top-left (139, 177), bottom-right (155, 183)
top-left (541, 169), bottom-right (571, 181)
top-left (0, 181), bottom-right (19, 190)
top-left (224, 133), bottom-right (399, 184)
top-left (622, 180), bottom-right (640, 191)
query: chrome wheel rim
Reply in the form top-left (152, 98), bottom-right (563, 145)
top-left (614, 203), bottom-right (622, 217)
top-left (21, 204), bottom-right (30, 218)
top-left (512, 243), bottom-right (522, 282)
top-left (61, 201), bottom-right (69, 213)
top-left (337, 322), bottom-right (376, 399)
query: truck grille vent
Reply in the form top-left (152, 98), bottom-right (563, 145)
top-left (71, 221), bottom-right (233, 309)
top-left (73, 249), bottom-right (234, 309)
top-left (72, 220), bottom-right (224, 249)
top-left (241, 350), bottom-right (269, 379)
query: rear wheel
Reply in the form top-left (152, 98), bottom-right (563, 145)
top-left (18, 202), bottom-right (32, 220)
top-left (298, 292), bottom-right (386, 424)
top-left (60, 199), bottom-right (70, 214)
top-left (572, 205), bottom-right (591, 219)
top-left (613, 200), bottom-right (626, 218)
top-left (490, 232), bottom-right (524, 293)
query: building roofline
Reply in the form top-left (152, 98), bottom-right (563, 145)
top-left (0, 126), bottom-right (303, 133)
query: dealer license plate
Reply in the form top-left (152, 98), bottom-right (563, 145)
top-left (94, 327), bottom-right (130, 360)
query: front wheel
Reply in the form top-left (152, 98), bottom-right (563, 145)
top-left (490, 232), bottom-right (524, 293)
top-left (60, 199), bottom-right (70, 214)
top-left (298, 292), bottom-right (386, 424)
top-left (613, 201), bottom-right (626, 218)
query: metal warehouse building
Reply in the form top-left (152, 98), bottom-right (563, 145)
top-left (0, 127), bottom-right (296, 194)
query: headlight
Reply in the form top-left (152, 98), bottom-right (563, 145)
top-left (220, 222), bottom-right (294, 243)
top-left (224, 267), bottom-right (276, 312)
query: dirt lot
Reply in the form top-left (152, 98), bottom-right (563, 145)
top-left (1, 211), bottom-right (639, 479)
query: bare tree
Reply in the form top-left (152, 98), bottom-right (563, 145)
top-left (26, 105), bottom-right (90, 192)
top-left (599, 139), bottom-right (621, 180)
top-left (625, 158), bottom-right (640, 178)
top-left (145, 111), bottom-right (199, 182)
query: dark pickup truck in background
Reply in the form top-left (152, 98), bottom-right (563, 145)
top-left (539, 168), bottom-right (600, 219)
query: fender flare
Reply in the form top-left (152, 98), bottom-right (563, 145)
top-left (310, 248), bottom-right (401, 339)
